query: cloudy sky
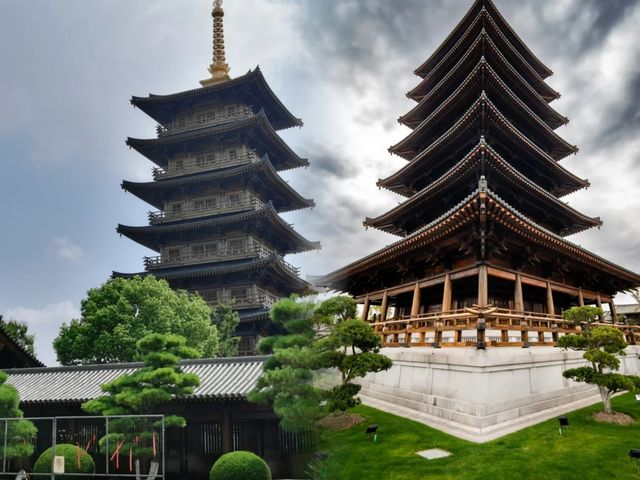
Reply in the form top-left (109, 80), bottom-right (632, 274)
top-left (1, 0), bottom-right (639, 366)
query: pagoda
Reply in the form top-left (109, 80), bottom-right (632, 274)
top-left (114, 0), bottom-right (319, 355)
top-left (320, 0), bottom-right (640, 349)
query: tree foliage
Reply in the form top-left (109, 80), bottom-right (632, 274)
top-left (0, 315), bottom-right (35, 356)
top-left (559, 324), bottom-right (640, 414)
top-left (54, 276), bottom-right (219, 365)
top-left (249, 296), bottom-right (392, 430)
top-left (33, 444), bottom-right (94, 480)
top-left (562, 305), bottom-right (603, 327)
top-left (0, 370), bottom-right (37, 462)
top-left (209, 451), bottom-right (272, 480)
top-left (211, 302), bottom-right (240, 357)
top-left (82, 334), bottom-right (200, 466)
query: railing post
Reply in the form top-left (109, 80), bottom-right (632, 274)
top-left (521, 320), bottom-right (529, 348)
top-left (551, 323), bottom-right (559, 345)
top-left (476, 315), bottom-right (486, 349)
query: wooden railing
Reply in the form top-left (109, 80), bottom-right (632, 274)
top-left (148, 196), bottom-right (262, 224)
top-left (370, 306), bottom-right (640, 348)
top-left (156, 106), bottom-right (254, 137)
top-left (152, 151), bottom-right (259, 180)
top-left (207, 292), bottom-right (278, 310)
top-left (144, 244), bottom-right (272, 270)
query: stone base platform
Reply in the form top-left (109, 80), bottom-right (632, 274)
top-left (358, 346), bottom-right (640, 442)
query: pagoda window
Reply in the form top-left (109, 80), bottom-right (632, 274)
top-left (192, 242), bottom-right (218, 258)
top-left (174, 159), bottom-right (185, 171)
top-left (165, 247), bottom-right (181, 262)
top-left (225, 192), bottom-right (243, 205)
top-left (193, 197), bottom-right (218, 212)
top-left (169, 202), bottom-right (183, 216)
top-left (227, 238), bottom-right (246, 255)
top-left (200, 289), bottom-right (221, 304)
top-left (229, 286), bottom-right (248, 300)
top-left (228, 149), bottom-right (237, 161)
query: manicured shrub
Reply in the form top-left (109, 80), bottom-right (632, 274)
top-left (209, 451), bottom-right (271, 480)
top-left (33, 444), bottom-right (94, 480)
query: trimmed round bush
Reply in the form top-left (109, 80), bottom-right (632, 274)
top-left (210, 451), bottom-right (271, 480)
top-left (33, 443), bottom-right (95, 480)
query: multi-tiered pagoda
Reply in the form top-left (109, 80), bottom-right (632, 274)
top-left (115, 1), bottom-right (319, 355)
top-left (321, 0), bottom-right (640, 348)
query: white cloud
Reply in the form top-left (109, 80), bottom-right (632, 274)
top-left (52, 237), bottom-right (83, 261)
top-left (4, 301), bottom-right (80, 366)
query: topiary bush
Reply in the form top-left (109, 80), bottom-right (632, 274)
top-left (33, 443), bottom-right (95, 480)
top-left (210, 451), bottom-right (271, 480)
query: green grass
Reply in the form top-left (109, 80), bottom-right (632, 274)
top-left (318, 393), bottom-right (640, 479)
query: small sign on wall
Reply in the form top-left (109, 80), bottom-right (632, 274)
top-left (53, 456), bottom-right (65, 474)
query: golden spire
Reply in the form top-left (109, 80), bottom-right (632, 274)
top-left (200, 0), bottom-right (231, 87)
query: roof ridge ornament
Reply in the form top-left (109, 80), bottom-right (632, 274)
top-left (200, 0), bottom-right (232, 87)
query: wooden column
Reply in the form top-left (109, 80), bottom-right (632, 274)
top-left (361, 295), bottom-right (370, 322)
top-left (222, 409), bottom-right (233, 453)
top-left (578, 288), bottom-right (584, 307)
top-left (442, 273), bottom-right (452, 312)
top-left (514, 273), bottom-right (524, 312)
top-left (609, 302), bottom-right (618, 323)
top-left (411, 283), bottom-right (421, 318)
top-left (596, 294), bottom-right (603, 320)
top-left (546, 282), bottom-right (555, 316)
top-left (380, 290), bottom-right (389, 321)
top-left (478, 265), bottom-right (488, 307)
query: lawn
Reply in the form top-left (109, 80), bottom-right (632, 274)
top-left (318, 393), bottom-right (640, 479)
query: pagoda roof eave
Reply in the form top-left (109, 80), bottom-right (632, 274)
top-left (403, 35), bottom-right (568, 129)
top-left (126, 112), bottom-right (308, 170)
top-left (121, 155), bottom-right (315, 212)
top-left (391, 88), bottom-right (577, 162)
top-left (113, 255), bottom-right (312, 294)
top-left (117, 204), bottom-right (321, 254)
top-left (365, 140), bottom-right (601, 236)
top-left (131, 67), bottom-right (303, 131)
top-left (320, 188), bottom-right (640, 289)
top-left (414, 0), bottom-right (552, 80)
top-left (383, 98), bottom-right (585, 193)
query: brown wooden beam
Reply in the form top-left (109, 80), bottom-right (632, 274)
top-left (578, 288), bottom-right (584, 306)
top-left (610, 301), bottom-right (618, 323)
top-left (411, 283), bottom-right (421, 318)
top-left (380, 290), bottom-right (389, 321)
top-left (478, 265), bottom-right (488, 307)
top-left (442, 273), bottom-right (453, 312)
top-left (514, 273), bottom-right (524, 312)
top-left (546, 282), bottom-right (555, 316)
top-left (361, 295), bottom-right (370, 321)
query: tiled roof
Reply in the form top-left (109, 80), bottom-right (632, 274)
top-left (122, 155), bottom-right (314, 212)
top-left (131, 67), bottom-right (302, 130)
top-left (5, 356), bottom-right (268, 404)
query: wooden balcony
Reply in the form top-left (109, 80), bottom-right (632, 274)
top-left (144, 244), bottom-right (272, 270)
top-left (156, 106), bottom-right (254, 137)
top-left (370, 306), bottom-right (640, 348)
top-left (144, 246), bottom-right (300, 275)
top-left (152, 151), bottom-right (259, 180)
top-left (207, 292), bottom-right (279, 310)
top-left (148, 196), bottom-right (262, 224)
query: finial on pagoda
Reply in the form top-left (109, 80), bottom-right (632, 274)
top-left (200, 0), bottom-right (231, 87)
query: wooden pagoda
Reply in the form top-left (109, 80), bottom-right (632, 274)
top-left (114, 1), bottom-right (319, 355)
top-left (320, 0), bottom-right (640, 349)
